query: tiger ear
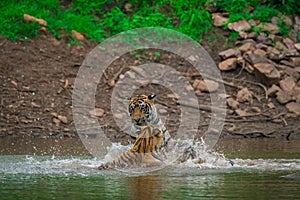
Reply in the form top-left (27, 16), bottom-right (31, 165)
top-left (126, 96), bottom-right (132, 100)
top-left (148, 94), bottom-right (156, 100)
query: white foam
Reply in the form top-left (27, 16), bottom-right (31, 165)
top-left (0, 141), bottom-right (299, 176)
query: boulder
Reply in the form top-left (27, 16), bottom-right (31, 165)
top-left (193, 79), bottom-right (219, 92)
top-left (256, 43), bottom-right (268, 51)
top-left (280, 60), bottom-right (294, 67)
top-left (276, 90), bottom-right (293, 104)
top-left (212, 13), bottom-right (229, 27)
top-left (227, 98), bottom-right (239, 109)
top-left (228, 20), bottom-right (252, 32)
top-left (253, 49), bottom-right (267, 57)
top-left (218, 58), bottom-right (237, 71)
top-left (237, 87), bottom-right (253, 104)
top-left (257, 23), bottom-right (279, 34)
top-left (283, 38), bottom-right (297, 53)
top-left (244, 53), bottom-right (273, 65)
top-left (275, 41), bottom-right (288, 51)
top-left (284, 67), bottom-right (300, 81)
top-left (286, 102), bottom-right (300, 115)
top-left (256, 35), bottom-right (272, 45)
top-left (267, 46), bottom-right (280, 60)
top-left (218, 49), bottom-right (241, 59)
top-left (292, 87), bottom-right (300, 102)
top-left (290, 57), bottom-right (300, 67)
top-left (267, 84), bottom-right (281, 96)
top-left (294, 43), bottom-right (300, 51)
top-left (238, 42), bottom-right (254, 52)
top-left (279, 76), bottom-right (296, 92)
top-left (253, 63), bottom-right (281, 85)
top-left (247, 32), bottom-right (257, 39)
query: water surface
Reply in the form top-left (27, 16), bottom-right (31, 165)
top-left (1, 138), bottom-right (299, 199)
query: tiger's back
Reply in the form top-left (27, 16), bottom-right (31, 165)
top-left (98, 125), bottom-right (166, 170)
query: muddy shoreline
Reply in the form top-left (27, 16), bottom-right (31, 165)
top-left (0, 33), bottom-right (299, 142)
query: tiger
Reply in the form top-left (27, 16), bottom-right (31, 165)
top-left (98, 124), bottom-right (167, 169)
top-left (128, 94), bottom-right (171, 142)
top-left (126, 94), bottom-right (234, 166)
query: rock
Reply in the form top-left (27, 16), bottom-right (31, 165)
top-left (280, 76), bottom-right (296, 92)
top-left (195, 90), bottom-right (202, 96)
top-left (244, 62), bottom-right (254, 73)
top-left (256, 34), bottom-right (272, 45)
top-left (235, 39), bottom-right (256, 46)
top-left (239, 31), bottom-right (248, 39)
top-left (212, 13), bottom-right (229, 27)
top-left (23, 14), bottom-right (47, 27)
top-left (253, 49), bottom-right (266, 57)
top-left (238, 42), bottom-right (254, 52)
top-left (31, 102), bottom-right (41, 108)
top-left (271, 16), bottom-right (293, 27)
top-left (290, 57), bottom-right (300, 67)
top-left (286, 102), bottom-right (300, 115)
top-left (248, 19), bottom-right (259, 26)
top-left (186, 85), bottom-right (194, 91)
top-left (285, 67), bottom-right (300, 81)
top-left (193, 79), bottom-right (219, 92)
top-left (253, 63), bottom-right (281, 85)
top-left (280, 60), bottom-right (294, 67)
top-left (235, 109), bottom-right (248, 117)
top-left (276, 90), bottom-right (293, 104)
top-left (257, 23), bottom-right (279, 34)
top-left (267, 102), bottom-right (275, 109)
top-left (89, 108), bottom-right (105, 117)
top-left (292, 87), bottom-right (300, 102)
top-left (275, 41), bottom-right (288, 51)
top-left (53, 118), bottom-right (60, 126)
top-left (244, 53), bottom-right (272, 65)
top-left (294, 43), bottom-right (300, 51)
top-left (256, 43), bottom-right (268, 51)
top-left (277, 64), bottom-right (288, 71)
top-left (247, 32), bottom-right (257, 39)
top-left (237, 87), bottom-right (253, 104)
top-left (267, 46), bottom-right (280, 60)
top-left (39, 27), bottom-right (47, 34)
top-left (218, 58), bottom-right (237, 71)
top-left (124, 3), bottom-right (132, 11)
top-left (57, 115), bottom-right (68, 124)
top-left (267, 84), bottom-right (281, 96)
top-left (227, 98), bottom-right (239, 109)
top-left (228, 20), bottom-right (252, 32)
top-left (283, 38), bottom-right (297, 53)
top-left (251, 106), bottom-right (261, 113)
top-left (218, 49), bottom-right (241, 59)
top-left (72, 30), bottom-right (85, 40)
top-left (158, 109), bottom-right (168, 115)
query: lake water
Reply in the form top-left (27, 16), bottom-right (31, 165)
top-left (1, 138), bottom-right (300, 200)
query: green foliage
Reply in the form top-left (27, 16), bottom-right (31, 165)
top-left (0, 0), bottom-right (298, 42)
top-left (264, 0), bottom-right (300, 15)
top-left (252, 6), bottom-right (279, 22)
top-left (69, 0), bottom-right (113, 15)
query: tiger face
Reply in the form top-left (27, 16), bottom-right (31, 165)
top-left (128, 94), bottom-right (157, 127)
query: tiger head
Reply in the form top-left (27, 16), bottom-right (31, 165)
top-left (128, 94), bottom-right (157, 126)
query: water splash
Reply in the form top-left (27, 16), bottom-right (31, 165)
top-left (0, 140), bottom-right (299, 176)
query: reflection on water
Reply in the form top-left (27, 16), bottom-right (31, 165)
top-left (0, 138), bottom-right (300, 199)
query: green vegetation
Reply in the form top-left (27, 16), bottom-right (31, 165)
top-left (0, 0), bottom-right (299, 42)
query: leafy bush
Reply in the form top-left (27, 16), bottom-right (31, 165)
top-left (0, 0), bottom-right (298, 42)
